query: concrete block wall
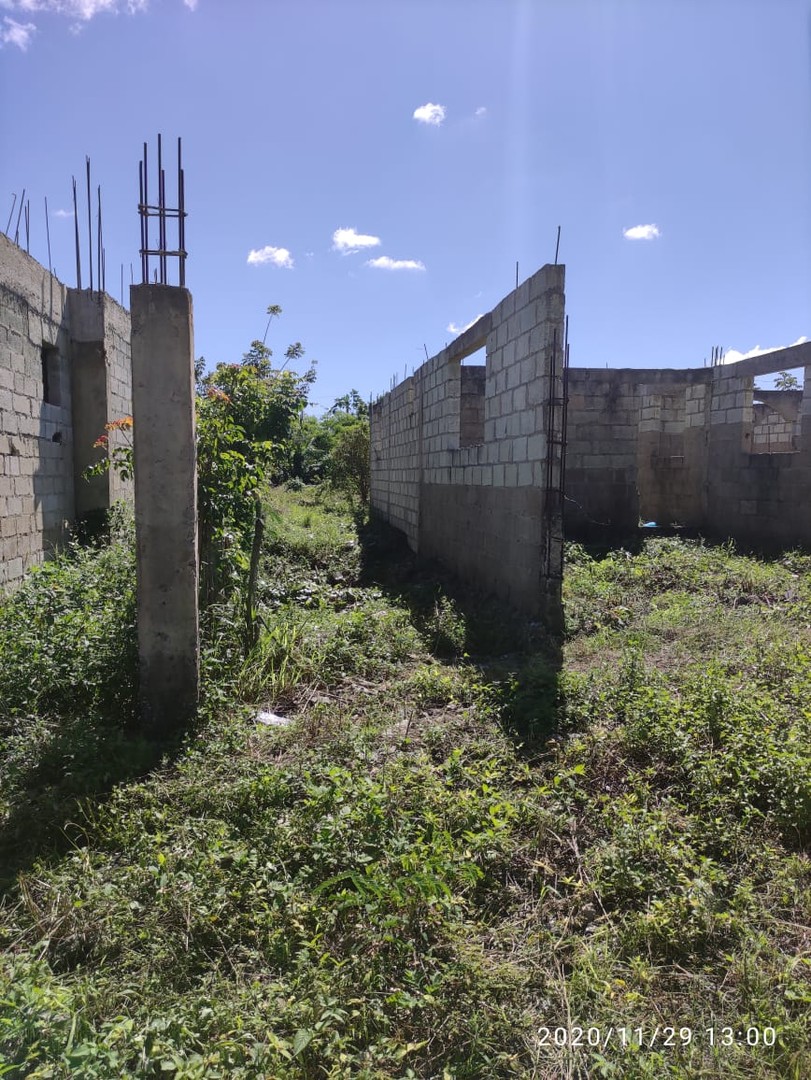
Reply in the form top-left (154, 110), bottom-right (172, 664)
top-left (1, 235), bottom-right (74, 587)
top-left (637, 376), bottom-right (709, 527)
top-left (369, 374), bottom-right (422, 549)
top-left (752, 405), bottom-right (797, 453)
top-left (704, 359), bottom-right (811, 549)
top-left (0, 234), bottom-right (133, 589)
top-left (370, 265), bottom-right (565, 617)
top-left (68, 290), bottom-right (133, 510)
top-left (565, 370), bottom-right (643, 532)
top-left (751, 391), bottom-right (801, 454)
top-left (566, 342), bottom-right (811, 550)
top-left (460, 365), bottom-right (485, 447)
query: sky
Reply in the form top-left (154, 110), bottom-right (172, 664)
top-left (1, 0), bottom-right (810, 411)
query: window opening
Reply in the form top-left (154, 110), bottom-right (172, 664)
top-left (459, 345), bottom-right (485, 447)
top-left (41, 344), bottom-right (61, 407)
top-left (749, 368), bottom-right (803, 454)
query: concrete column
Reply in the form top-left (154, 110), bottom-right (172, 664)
top-left (130, 284), bottom-right (199, 734)
top-left (68, 291), bottom-right (109, 524)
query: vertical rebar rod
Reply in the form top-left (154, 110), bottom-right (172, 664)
top-left (180, 165), bottom-right (186, 286)
top-left (157, 133), bottom-right (164, 284)
top-left (143, 141), bottom-right (149, 284)
top-left (13, 187), bottom-right (25, 245)
top-left (24, 200), bottom-right (30, 252)
top-left (139, 160), bottom-right (146, 283)
top-left (554, 225), bottom-right (561, 265)
top-left (45, 197), bottom-right (52, 275)
top-left (121, 263), bottom-right (124, 305)
top-left (163, 164), bottom-right (168, 282)
top-left (178, 137), bottom-right (183, 287)
top-left (97, 185), bottom-right (102, 295)
top-left (86, 158), bottom-right (93, 292)
top-left (179, 162), bottom-right (186, 287)
top-left (72, 178), bottom-right (82, 289)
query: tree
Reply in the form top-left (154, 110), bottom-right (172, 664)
top-left (775, 371), bottom-right (800, 391)
top-left (322, 391), bottom-right (370, 506)
top-left (196, 308), bottom-right (316, 604)
top-left (327, 420), bottom-right (370, 506)
top-left (330, 389), bottom-right (369, 418)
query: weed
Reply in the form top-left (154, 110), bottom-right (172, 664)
top-left (1, 496), bottom-right (810, 1077)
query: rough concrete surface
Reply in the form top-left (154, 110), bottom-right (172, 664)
top-left (130, 284), bottom-right (199, 732)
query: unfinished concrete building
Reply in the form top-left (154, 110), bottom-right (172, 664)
top-left (0, 233), bottom-right (133, 588)
top-left (370, 264), bottom-right (567, 621)
top-left (371, 264), bottom-right (811, 618)
top-left (566, 342), bottom-right (811, 549)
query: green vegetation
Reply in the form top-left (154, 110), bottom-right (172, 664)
top-left (1, 491), bottom-right (810, 1078)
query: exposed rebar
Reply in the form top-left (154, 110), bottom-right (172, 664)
top-left (138, 134), bottom-right (187, 286)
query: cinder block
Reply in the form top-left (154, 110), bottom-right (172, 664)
top-left (517, 461), bottom-right (533, 486)
top-left (512, 435), bottom-right (528, 462)
top-left (527, 433), bottom-right (545, 461)
top-left (519, 411), bottom-right (536, 436)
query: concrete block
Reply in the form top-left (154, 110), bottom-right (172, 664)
top-left (512, 435), bottom-right (528, 462)
top-left (519, 411), bottom-right (536, 436)
top-left (517, 461), bottom-right (533, 486)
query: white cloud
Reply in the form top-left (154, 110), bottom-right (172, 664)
top-left (247, 245), bottom-right (293, 269)
top-left (721, 336), bottom-right (808, 365)
top-left (52, 208), bottom-right (74, 218)
top-left (474, 106), bottom-right (487, 118)
top-left (413, 102), bottom-right (446, 126)
top-left (183, 0), bottom-right (197, 9)
top-left (1, 16), bottom-right (35, 48)
top-left (367, 256), bottom-right (425, 272)
top-left (332, 226), bottom-right (381, 254)
top-left (623, 223), bottom-right (661, 241)
top-left (0, 1), bottom-right (150, 25)
top-left (447, 314), bottom-right (484, 335)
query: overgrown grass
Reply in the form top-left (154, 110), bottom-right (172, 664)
top-left (1, 499), bottom-right (809, 1077)
top-left (0, 506), bottom-right (156, 890)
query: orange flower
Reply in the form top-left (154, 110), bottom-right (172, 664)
top-left (207, 388), bottom-right (231, 403)
top-left (105, 416), bottom-right (134, 432)
top-left (93, 434), bottom-right (109, 448)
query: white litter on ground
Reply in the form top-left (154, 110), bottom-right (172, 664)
top-left (255, 711), bottom-right (292, 727)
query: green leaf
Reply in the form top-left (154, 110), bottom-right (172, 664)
top-left (292, 1028), bottom-right (314, 1057)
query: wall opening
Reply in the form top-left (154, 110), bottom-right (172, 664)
top-left (41, 343), bottom-right (61, 407)
top-left (748, 369), bottom-right (803, 454)
top-left (459, 346), bottom-right (485, 447)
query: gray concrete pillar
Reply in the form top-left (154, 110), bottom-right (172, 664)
top-left (68, 291), bottom-right (109, 523)
top-left (130, 284), bottom-right (199, 734)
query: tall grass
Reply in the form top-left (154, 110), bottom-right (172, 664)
top-left (1, 497), bottom-right (809, 1077)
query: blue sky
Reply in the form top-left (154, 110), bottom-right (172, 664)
top-left (1, 0), bottom-right (810, 410)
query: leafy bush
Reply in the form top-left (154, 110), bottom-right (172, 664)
top-left (0, 505), bottom-right (136, 722)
